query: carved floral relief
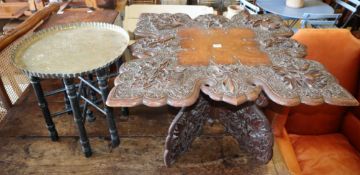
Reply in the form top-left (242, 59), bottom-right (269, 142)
top-left (107, 11), bottom-right (358, 108)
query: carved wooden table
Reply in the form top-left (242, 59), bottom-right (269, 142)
top-left (106, 11), bottom-right (359, 167)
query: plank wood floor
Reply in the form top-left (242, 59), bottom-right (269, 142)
top-left (0, 80), bottom-right (289, 175)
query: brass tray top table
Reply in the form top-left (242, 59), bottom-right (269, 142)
top-left (106, 11), bottom-right (359, 166)
top-left (12, 22), bottom-right (129, 157)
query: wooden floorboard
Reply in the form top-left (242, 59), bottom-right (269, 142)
top-left (0, 80), bottom-right (289, 175)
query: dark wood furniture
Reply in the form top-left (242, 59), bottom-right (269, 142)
top-left (9, 7), bottom-right (128, 157)
top-left (107, 11), bottom-right (359, 167)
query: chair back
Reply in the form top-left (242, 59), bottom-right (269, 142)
top-left (0, 3), bottom-right (60, 121)
top-left (239, 0), bottom-right (260, 14)
top-left (287, 29), bottom-right (360, 135)
top-left (335, 0), bottom-right (360, 27)
top-left (123, 5), bottom-right (214, 34)
top-left (335, 0), bottom-right (360, 13)
top-left (301, 13), bottom-right (341, 28)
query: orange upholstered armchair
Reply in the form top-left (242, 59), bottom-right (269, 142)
top-left (268, 29), bottom-right (360, 175)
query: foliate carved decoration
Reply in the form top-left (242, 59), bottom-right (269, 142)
top-left (107, 11), bottom-right (359, 108)
top-left (164, 94), bottom-right (273, 166)
top-left (216, 102), bottom-right (273, 163)
top-left (273, 62), bottom-right (329, 90)
top-left (134, 13), bottom-right (193, 38)
top-left (164, 95), bottom-right (211, 167)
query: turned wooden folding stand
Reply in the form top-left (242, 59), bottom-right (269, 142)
top-left (12, 23), bottom-right (129, 157)
top-left (28, 69), bottom-right (120, 157)
top-left (106, 11), bottom-right (359, 167)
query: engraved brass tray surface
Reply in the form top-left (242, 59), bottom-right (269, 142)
top-left (12, 22), bottom-right (130, 78)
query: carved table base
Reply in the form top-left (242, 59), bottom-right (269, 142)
top-left (164, 93), bottom-right (273, 167)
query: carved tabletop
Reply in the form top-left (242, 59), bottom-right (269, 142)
top-left (106, 11), bottom-right (359, 167)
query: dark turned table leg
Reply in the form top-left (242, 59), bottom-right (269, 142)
top-left (61, 79), bottom-right (72, 115)
top-left (96, 69), bottom-right (120, 147)
top-left (121, 107), bottom-right (129, 118)
top-left (164, 93), bottom-right (273, 167)
top-left (85, 74), bottom-right (96, 122)
top-left (79, 80), bottom-right (94, 122)
top-left (63, 78), bottom-right (92, 157)
top-left (30, 76), bottom-right (59, 141)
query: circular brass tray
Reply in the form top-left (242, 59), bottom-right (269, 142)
top-left (12, 22), bottom-right (130, 78)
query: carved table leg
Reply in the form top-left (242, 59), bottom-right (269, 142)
top-left (63, 78), bottom-right (92, 157)
top-left (96, 69), bottom-right (120, 147)
top-left (164, 94), bottom-right (211, 167)
top-left (216, 101), bottom-right (273, 164)
top-left (30, 76), bottom-right (59, 141)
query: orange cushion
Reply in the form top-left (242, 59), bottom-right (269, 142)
top-left (292, 29), bottom-right (360, 93)
top-left (287, 29), bottom-right (360, 135)
top-left (289, 133), bottom-right (360, 175)
top-left (286, 104), bottom-right (346, 134)
top-left (342, 112), bottom-right (360, 152)
top-left (275, 129), bottom-right (302, 175)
